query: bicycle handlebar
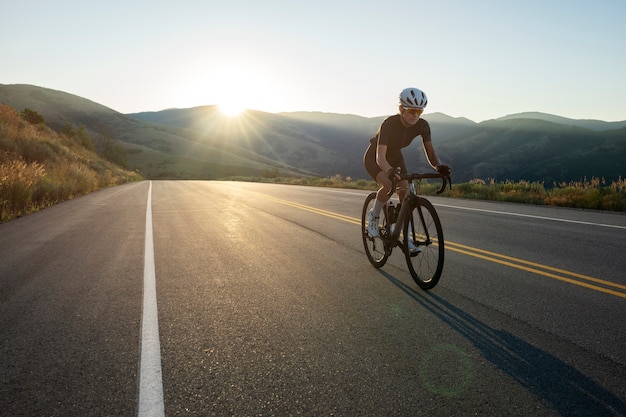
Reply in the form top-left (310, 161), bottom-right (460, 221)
top-left (387, 171), bottom-right (452, 197)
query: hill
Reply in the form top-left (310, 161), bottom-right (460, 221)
top-left (127, 106), bottom-right (365, 178)
top-left (1, 84), bottom-right (625, 183)
top-left (131, 106), bottom-right (626, 184)
top-left (129, 107), bottom-right (477, 179)
top-left (496, 112), bottom-right (626, 131)
top-left (437, 119), bottom-right (626, 184)
top-left (0, 84), bottom-right (310, 179)
top-left (0, 104), bottom-right (141, 222)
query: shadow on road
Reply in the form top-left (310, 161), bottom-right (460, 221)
top-left (380, 271), bottom-right (626, 417)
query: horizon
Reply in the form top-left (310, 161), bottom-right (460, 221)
top-left (131, 103), bottom-right (623, 124)
top-left (3, 82), bottom-right (625, 125)
top-left (2, 1), bottom-right (625, 123)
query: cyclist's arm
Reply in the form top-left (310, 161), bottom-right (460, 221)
top-left (375, 144), bottom-right (396, 174)
top-left (422, 141), bottom-right (442, 169)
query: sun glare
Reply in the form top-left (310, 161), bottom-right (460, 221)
top-left (219, 102), bottom-right (245, 117)
top-left (194, 64), bottom-right (284, 117)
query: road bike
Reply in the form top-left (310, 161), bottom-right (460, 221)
top-left (361, 172), bottom-right (451, 290)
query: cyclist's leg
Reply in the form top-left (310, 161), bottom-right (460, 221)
top-left (362, 192), bottom-right (389, 267)
top-left (374, 171), bottom-right (393, 208)
top-left (395, 158), bottom-right (409, 202)
top-left (363, 171), bottom-right (390, 237)
top-left (364, 147), bottom-right (391, 215)
top-left (397, 179), bottom-right (409, 202)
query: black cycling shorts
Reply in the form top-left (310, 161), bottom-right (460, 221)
top-left (363, 143), bottom-right (407, 181)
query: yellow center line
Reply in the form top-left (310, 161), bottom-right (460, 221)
top-left (267, 196), bottom-right (361, 225)
top-left (267, 195), bottom-right (626, 299)
top-left (446, 241), bottom-right (626, 292)
top-left (445, 244), bottom-right (626, 299)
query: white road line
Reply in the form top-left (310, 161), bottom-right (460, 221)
top-left (435, 203), bottom-right (626, 230)
top-left (308, 187), bottom-right (625, 230)
top-left (138, 181), bottom-right (165, 417)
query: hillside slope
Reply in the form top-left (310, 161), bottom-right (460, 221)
top-left (0, 104), bottom-right (141, 222)
top-left (497, 112), bottom-right (626, 131)
top-left (132, 106), bottom-right (626, 183)
top-left (438, 119), bottom-right (626, 183)
top-left (0, 84), bottom-right (309, 179)
top-left (2, 84), bottom-right (624, 183)
top-left (129, 107), bottom-right (479, 179)
top-left (128, 106), bottom-right (362, 177)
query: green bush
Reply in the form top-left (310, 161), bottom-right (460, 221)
top-left (20, 108), bottom-right (45, 125)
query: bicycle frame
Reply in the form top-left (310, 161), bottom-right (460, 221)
top-left (361, 171), bottom-right (450, 289)
top-left (386, 173), bottom-right (450, 244)
top-left (387, 190), bottom-right (419, 244)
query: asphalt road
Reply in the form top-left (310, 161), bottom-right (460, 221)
top-left (1, 180), bottom-right (625, 417)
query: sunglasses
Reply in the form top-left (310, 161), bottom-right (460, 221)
top-left (403, 108), bottom-right (424, 116)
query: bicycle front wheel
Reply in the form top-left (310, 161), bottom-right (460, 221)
top-left (403, 197), bottom-right (444, 290)
top-left (361, 192), bottom-right (389, 268)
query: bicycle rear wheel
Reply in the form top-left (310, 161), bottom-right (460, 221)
top-left (403, 197), bottom-right (444, 290)
top-left (361, 192), bottom-right (389, 268)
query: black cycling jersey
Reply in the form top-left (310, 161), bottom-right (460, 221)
top-left (369, 114), bottom-right (431, 161)
top-left (364, 114), bottom-right (431, 179)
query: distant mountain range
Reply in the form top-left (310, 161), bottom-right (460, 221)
top-left (1, 83), bottom-right (625, 183)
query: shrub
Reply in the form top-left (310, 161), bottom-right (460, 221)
top-left (0, 104), bottom-right (142, 222)
top-left (20, 108), bottom-right (45, 125)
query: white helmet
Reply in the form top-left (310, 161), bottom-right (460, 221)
top-left (399, 87), bottom-right (428, 109)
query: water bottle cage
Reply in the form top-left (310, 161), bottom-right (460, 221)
top-left (387, 203), bottom-right (400, 224)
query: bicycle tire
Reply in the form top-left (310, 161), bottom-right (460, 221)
top-left (403, 197), bottom-right (444, 290)
top-left (361, 192), bottom-right (389, 268)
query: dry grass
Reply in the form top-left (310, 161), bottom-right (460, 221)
top-left (227, 174), bottom-right (626, 212)
top-left (423, 176), bottom-right (626, 211)
top-left (0, 105), bottom-right (142, 222)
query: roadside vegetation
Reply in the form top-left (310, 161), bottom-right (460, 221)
top-left (2, 100), bottom-right (624, 223)
top-left (0, 104), bottom-right (142, 222)
top-left (226, 173), bottom-right (626, 212)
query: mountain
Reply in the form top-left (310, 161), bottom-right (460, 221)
top-left (497, 112), bottom-right (626, 131)
top-left (437, 118), bottom-right (626, 184)
top-left (127, 106), bottom-right (371, 178)
top-left (131, 106), bottom-right (626, 184)
top-left (0, 84), bottom-right (310, 179)
top-left (1, 84), bottom-right (625, 183)
top-left (128, 108), bottom-right (477, 179)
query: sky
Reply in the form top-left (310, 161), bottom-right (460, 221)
top-left (2, 0), bottom-right (625, 122)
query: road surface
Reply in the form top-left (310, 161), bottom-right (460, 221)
top-left (1, 180), bottom-right (625, 416)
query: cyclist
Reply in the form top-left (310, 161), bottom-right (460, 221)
top-left (363, 87), bottom-right (451, 240)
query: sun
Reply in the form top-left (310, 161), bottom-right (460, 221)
top-left (219, 101), bottom-right (245, 117)
top-left (199, 65), bottom-right (284, 117)
top-left (212, 68), bottom-right (249, 117)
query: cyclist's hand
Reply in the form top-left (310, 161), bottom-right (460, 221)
top-left (387, 168), bottom-right (400, 181)
top-left (436, 164), bottom-right (452, 177)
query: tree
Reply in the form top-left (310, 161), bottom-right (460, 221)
top-left (20, 108), bottom-right (45, 125)
top-left (96, 122), bottom-right (129, 168)
top-left (60, 123), bottom-right (95, 151)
